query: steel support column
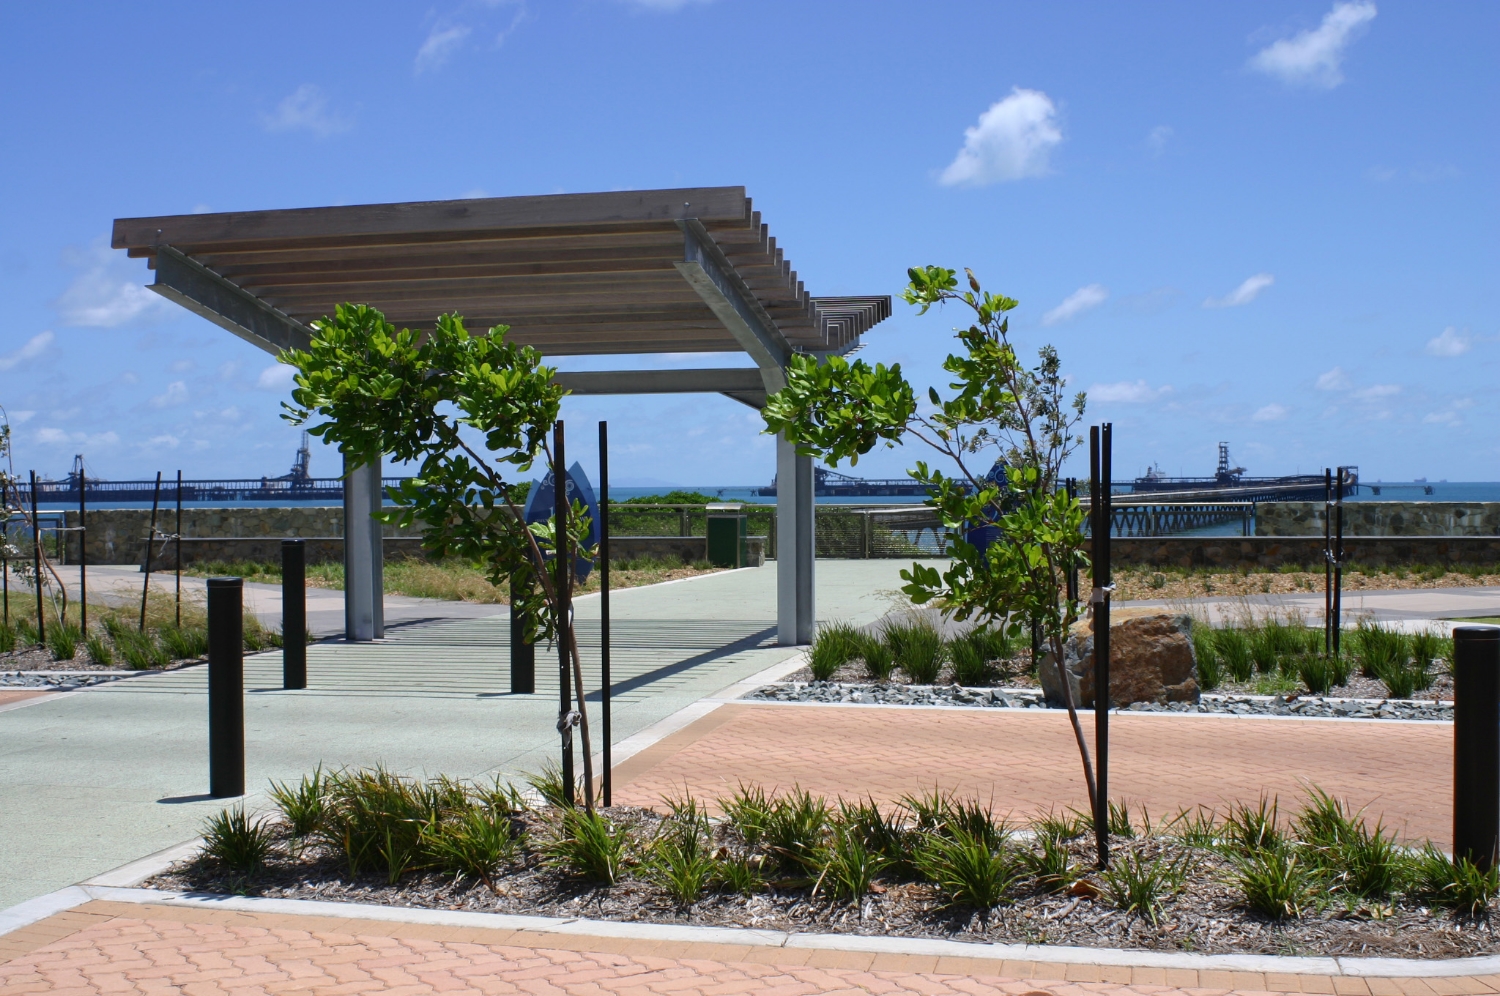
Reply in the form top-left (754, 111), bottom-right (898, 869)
top-left (343, 455), bottom-right (384, 641)
top-left (776, 433), bottom-right (815, 645)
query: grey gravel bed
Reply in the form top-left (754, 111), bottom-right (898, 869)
top-left (745, 681), bottom-right (1454, 720)
top-left (0, 669), bottom-right (132, 690)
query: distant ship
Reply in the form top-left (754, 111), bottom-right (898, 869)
top-left (1131, 443), bottom-right (1357, 502)
top-left (757, 466), bottom-right (930, 498)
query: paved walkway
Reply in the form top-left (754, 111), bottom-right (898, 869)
top-left (1120, 586), bottom-right (1500, 628)
top-left (6, 898), bottom-right (1497, 996)
top-left (611, 704), bottom-right (1451, 846)
top-left (0, 561), bottom-right (919, 912)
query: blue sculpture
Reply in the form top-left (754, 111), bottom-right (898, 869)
top-left (522, 461), bottom-right (601, 583)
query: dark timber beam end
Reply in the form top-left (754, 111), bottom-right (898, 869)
top-left (553, 368), bottom-right (767, 409)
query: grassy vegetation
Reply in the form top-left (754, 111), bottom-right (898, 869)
top-left (807, 617), bottom-right (1024, 686)
top-left (204, 771), bottom-right (1498, 922)
top-left (1191, 614), bottom-right (1451, 699)
top-left (181, 555), bottom-right (720, 603)
top-left (1114, 562), bottom-right (1500, 600)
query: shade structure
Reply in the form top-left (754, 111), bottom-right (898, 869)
top-left (112, 186), bottom-right (890, 359)
top-left (113, 186), bottom-right (890, 648)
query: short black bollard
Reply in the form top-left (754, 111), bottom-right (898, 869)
top-left (208, 577), bottom-right (245, 798)
top-left (282, 540), bottom-right (306, 690)
top-left (1454, 625), bottom-right (1500, 868)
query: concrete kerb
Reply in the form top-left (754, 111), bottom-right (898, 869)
top-left (5, 883), bottom-right (1500, 979)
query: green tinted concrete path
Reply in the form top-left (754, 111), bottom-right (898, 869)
top-left (0, 560), bottom-right (927, 911)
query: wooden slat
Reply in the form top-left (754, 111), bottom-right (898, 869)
top-left (112, 187), bottom-right (748, 250)
top-left (214, 245), bottom-right (681, 282)
top-left (244, 269), bottom-right (694, 301)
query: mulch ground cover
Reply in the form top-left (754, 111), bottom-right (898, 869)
top-left (149, 805), bottom-right (1497, 960)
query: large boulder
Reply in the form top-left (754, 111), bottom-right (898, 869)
top-left (1038, 607), bottom-right (1199, 708)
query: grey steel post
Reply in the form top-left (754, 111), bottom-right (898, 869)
top-left (282, 539), bottom-right (306, 689)
top-left (554, 421), bottom-right (574, 805)
top-left (1333, 467), bottom-right (1346, 656)
top-left (1324, 468), bottom-right (1333, 656)
top-left (79, 466), bottom-right (87, 635)
top-left (342, 455), bottom-right (384, 641)
top-left (140, 471), bottom-right (161, 631)
top-left (29, 471), bottom-right (42, 644)
top-left (208, 576), bottom-right (245, 798)
top-left (175, 470), bottom-right (182, 627)
top-left (775, 433), bottom-right (816, 645)
top-left (599, 420), bottom-right (612, 807)
top-left (1454, 626), bottom-right (1500, 868)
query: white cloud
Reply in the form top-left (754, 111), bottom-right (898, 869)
top-left (1146, 125), bottom-right (1173, 156)
top-left (170, 359), bottom-right (196, 373)
top-left (1315, 366), bottom-right (1350, 391)
top-left (939, 88), bottom-right (1061, 187)
top-left (54, 239), bottom-right (171, 327)
top-left (0, 330), bottom-right (54, 370)
top-left (1424, 410), bottom-right (1462, 426)
top-left (191, 204), bottom-right (212, 214)
top-left (260, 84), bottom-right (351, 138)
top-left (9, 411), bottom-right (35, 424)
top-left (415, 25), bottom-right (472, 72)
top-left (1249, 1), bottom-right (1377, 89)
top-left (1087, 380), bottom-right (1171, 403)
top-left (1352, 383), bottom-right (1400, 400)
top-left (218, 360), bottom-right (241, 381)
top-left (1204, 273), bottom-right (1274, 308)
top-left (256, 363), bottom-right (298, 391)
top-left (145, 434), bottom-right (180, 449)
top-left (37, 427), bottom-right (68, 445)
top-left (1041, 284), bottom-right (1108, 326)
top-left (149, 380), bottom-right (189, 408)
top-left (1426, 326), bottom-right (1471, 357)
top-left (1253, 403), bottom-right (1289, 422)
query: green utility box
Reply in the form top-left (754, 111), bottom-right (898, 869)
top-left (705, 503), bottom-right (748, 568)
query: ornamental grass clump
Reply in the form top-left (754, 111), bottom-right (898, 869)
top-left (1191, 624), bottom-right (1222, 691)
top-left (1213, 628), bottom-right (1254, 683)
top-left (948, 626), bottom-right (1012, 686)
top-left (84, 632), bottom-right (113, 666)
top-left (424, 807), bottom-right (520, 892)
top-left (809, 621), bottom-right (861, 681)
top-left (116, 629), bottom-right (167, 670)
top-left (160, 623), bottom-right (208, 661)
top-left (542, 807), bottom-right (633, 885)
top-left (1022, 832), bottom-right (1081, 893)
top-left (203, 806), bottom-right (275, 873)
top-left (718, 782), bottom-right (772, 847)
top-left (837, 797), bottom-right (914, 876)
top-left (883, 617), bottom-right (945, 684)
top-left (1416, 845), bottom-right (1500, 918)
top-left (856, 632), bottom-right (896, 682)
top-left (1236, 844), bottom-right (1317, 919)
top-left (762, 787), bottom-right (831, 875)
top-left (646, 795), bottom-right (715, 905)
top-left (815, 822), bottom-right (890, 902)
top-left (914, 826), bottom-right (1022, 912)
top-left (1099, 851), bottom-right (1188, 924)
top-left (317, 767), bottom-right (467, 882)
top-left (1353, 620), bottom-right (1411, 679)
top-left (1296, 654), bottom-right (1342, 695)
top-left (46, 621), bottom-right (80, 661)
top-left (268, 766), bottom-right (327, 842)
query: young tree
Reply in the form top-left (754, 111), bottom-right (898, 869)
top-left (762, 266), bottom-right (1098, 807)
top-left (280, 304), bottom-right (599, 809)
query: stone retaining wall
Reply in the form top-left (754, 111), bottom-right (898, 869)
top-left (1256, 501), bottom-right (1500, 536)
top-left (1113, 535), bottom-right (1500, 569)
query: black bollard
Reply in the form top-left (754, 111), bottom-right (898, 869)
top-left (1454, 625), bottom-right (1500, 868)
top-left (510, 573), bottom-right (535, 694)
top-left (282, 540), bottom-right (306, 690)
top-left (208, 577), bottom-right (245, 798)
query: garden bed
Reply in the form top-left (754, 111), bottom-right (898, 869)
top-left (153, 770), bottom-right (1500, 961)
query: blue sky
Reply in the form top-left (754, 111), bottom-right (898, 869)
top-left (0, 1), bottom-right (1494, 487)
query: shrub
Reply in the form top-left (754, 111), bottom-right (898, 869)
top-left (1099, 851), bottom-right (1186, 924)
top-left (1223, 797), bottom-right (1283, 854)
top-left (0, 619), bottom-right (14, 653)
top-left (1412, 629), bottom-right (1452, 674)
top-left (527, 766), bottom-right (579, 809)
top-left (1296, 655), bottom-right (1339, 695)
top-left (815, 823), bottom-right (889, 901)
top-left (837, 797), bottom-right (914, 875)
top-left (1108, 800), bottom-right (1137, 839)
top-left (318, 767), bottom-right (463, 881)
top-left (424, 807), bottom-right (519, 891)
top-left (1354, 620), bottom-right (1410, 679)
top-left (243, 613), bottom-right (269, 652)
top-left (1336, 822), bottom-right (1408, 898)
top-left (1031, 808), bottom-right (1089, 843)
top-left (1165, 806), bottom-right (1219, 849)
top-left (46, 621), bottom-right (81, 661)
top-left (646, 798), bottom-right (714, 905)
top-left (762, 787), bottom-right (830, 874)
top-left (1022, 833), bottom-right (1080, 893)
top-left (1214, 628), bottom-right (1253, 682)
top-left (1416, 845), bottom-right (1499, 918)
top-left (1236, 845), bottom-right (1316, 919)
top-left (1192, 624), bottom-right (1221, 691)
top-left (542, 808), bottom-right (633, 885)
top-left (948, 630), bottom-right (996, 686)
top-left (809, 621), bottom-right (861, 681)
top-left (160, 624), bottom-right (208, 660)
top-left (856, 632), bottom-right (896, 682)
top-left (85, 632), bottom-right (114, 666)
top-left (711, 852), bottom-right (766, 896)
top-left (15, 617), bottom-right (38, 647)
top-left (1293, 788), bottom-right (1356, 851)
top-left (885, 618), bottom-right (945, 684)
top-left (116, 629), bottom-right (167, 670)
top-left (268, 766), bottom-right (326, 840)
top-left (914, 827), bottom-right (1022, 911)
top-left (203, 806), bottom-right (275, 873)
top-left (1373, 656), bottom-right (1427, 699)
top-left (718, 783), bottom-right (773, 847)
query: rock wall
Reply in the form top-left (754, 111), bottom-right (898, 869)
top-left (1256, 501), bottom-right (1500, 536)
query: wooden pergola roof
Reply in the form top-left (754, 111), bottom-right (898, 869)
top-left (112, 186), bottom-right (890, 357)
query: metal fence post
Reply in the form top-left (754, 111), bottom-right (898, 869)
top-left (208, 577), bottom-right (245, 798)
top-left (599, 420), bottom-right (612, 808)
top-left (554, 421), bottom-right (574, 805)
top-left (1455, 625), bottom-right (1500, 868)
top-left (282, 540), bottom-right (306, 690)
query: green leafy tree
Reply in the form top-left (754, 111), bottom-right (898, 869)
top-left (280, 304), bottom-right (599, 809)
top-left (762, 266), bottom-right (1097, 807)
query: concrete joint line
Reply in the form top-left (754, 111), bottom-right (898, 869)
top-left (15, 885), bottom-right (1499, 979)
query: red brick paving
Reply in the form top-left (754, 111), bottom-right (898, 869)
top-left (3, 901), bottom-right (1495, 996)
top-left (609, 705), bottom-right (1450, 845)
